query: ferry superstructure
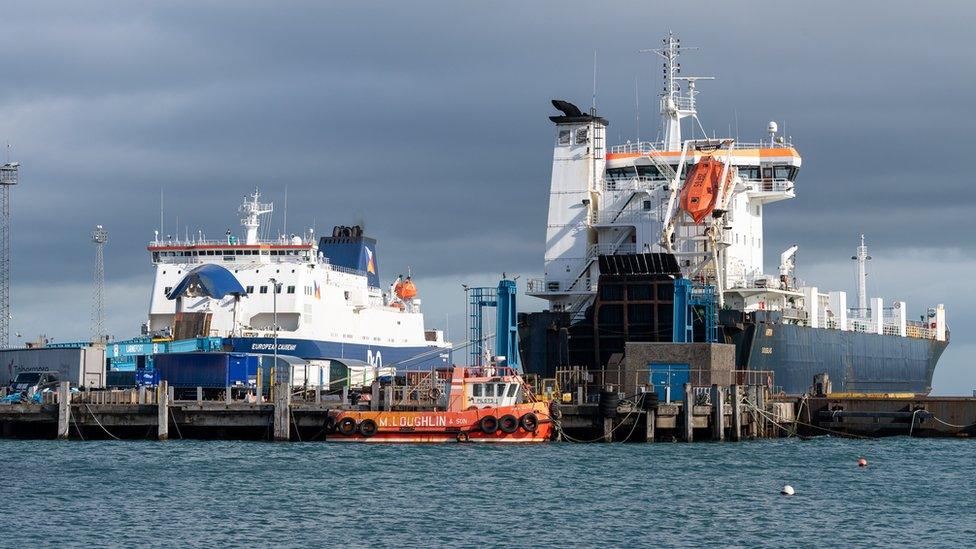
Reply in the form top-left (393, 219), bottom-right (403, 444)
top-left (524, 34), bottom-right (948, 394)
top-left (145, 191), bottom-right (450, 370)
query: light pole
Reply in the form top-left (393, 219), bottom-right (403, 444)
top-left (269, 277), bottom-right (280, 379)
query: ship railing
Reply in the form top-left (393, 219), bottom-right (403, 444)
top-left (526, 277), bottom-right (598, 296)
top-left (746, 179), bottom-right (794, 193)
top-left (849, 319), bottom-right (878, 334)
top-left (148, 237), bottom-right (315, 248)
top-left (906, 320), bottom-right (936, 340)
top-left (555, 367), bottom-right (774, 406)
top-left (882, 323), bottom-right (902, 336)
top-left (591, 207), bottom-right (654, 225)
top-left (608, 139), bottom-right (795, 155)
top-left (781, 308), bottom-right (809, 322)
top-left (603, 176), bottom-right (667, 192)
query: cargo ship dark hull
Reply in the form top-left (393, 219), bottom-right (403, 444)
top-left (519, 254), bottom-right (947, 396)
top-left (735, 322), bottom-right (946, 394)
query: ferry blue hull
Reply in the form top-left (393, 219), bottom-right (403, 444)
top-left (224, 337), bottom-right (451, 371)
top-left (743, 323), bottom-right (947, 395)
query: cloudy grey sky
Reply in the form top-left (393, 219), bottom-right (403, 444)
top-left (2, 1), bottom-right (973, 393)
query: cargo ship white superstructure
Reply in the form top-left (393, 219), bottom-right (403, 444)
top-left (524, 33), bottom-right (948, 394)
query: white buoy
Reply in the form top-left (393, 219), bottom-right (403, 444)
top-left (780, 485), bottom-right (795, 496)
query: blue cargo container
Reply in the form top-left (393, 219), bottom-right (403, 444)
top-left (154, 353), bottom-right (260, 388)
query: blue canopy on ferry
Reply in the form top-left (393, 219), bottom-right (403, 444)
top-left (166, 264), bottom-right (247, 300)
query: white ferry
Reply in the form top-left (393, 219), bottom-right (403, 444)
top-left (145, 191), bottom-right (451, 370)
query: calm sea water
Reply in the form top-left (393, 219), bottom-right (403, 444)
top-left (1, 437), bottom-right (973, 547)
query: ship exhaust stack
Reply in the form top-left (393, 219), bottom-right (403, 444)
top-left (530, 100), bottom-right (607, 313)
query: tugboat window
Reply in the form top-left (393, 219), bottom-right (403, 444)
top-left (473, 384), bottom-right (483, 397)
top-left (507, 384), bottom-right (518, 397)
top-left (496, 384), bottom-right (506, 397)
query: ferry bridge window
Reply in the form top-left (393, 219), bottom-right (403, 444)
top-left (575, 127), bottom-right (588, 144)
top-left (557, 130), bottom-right (571, 145)
top-left (738, 166), bottom-right (760, 179)
top-left (762, 167), bottom-right (773, 179)
top-left (773, 166), bottom-right (793, 180)
top-left (260, 286), bottom-right (268, 294)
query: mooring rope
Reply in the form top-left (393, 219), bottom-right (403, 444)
top-left (84, 403), bottom-right (121, 440)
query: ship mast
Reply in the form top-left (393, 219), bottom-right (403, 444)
top-left (641, 32), bottom-right (712, 151)
top-left (239, 189), bottom-right (273, 245)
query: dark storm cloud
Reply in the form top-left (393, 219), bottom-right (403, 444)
top-left (1, 0), bottom-right (973, 296)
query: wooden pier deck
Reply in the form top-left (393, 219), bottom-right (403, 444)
top-left (2, 381), bottom-right (974, 441)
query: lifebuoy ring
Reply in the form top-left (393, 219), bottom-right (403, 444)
top-left (456, 432), bottom-right (469, 443)
top-left (519, 413), bottom-right (539, 432)
top-left (480, 415), bottom-right (498, 434)
top-left (499, 414), bottom-right (519, 434)
top-left (338, 417), bottom-right (357, 436)
top-left (358, 418), bottom-right (378, 437)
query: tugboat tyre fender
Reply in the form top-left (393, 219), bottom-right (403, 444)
top-left (338, 417), bottom-right (358, 436)
top-left (480, 415), bottom-right (499, 434)
top-left (358, 418), bottom-right (378, 437)
top-left (499, 414), bottom-right (519, 434)
top-left (519, 412), bottom-right (539, 432)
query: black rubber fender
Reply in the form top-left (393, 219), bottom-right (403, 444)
top-left (480, 415), bottom-right (498, 434)
top-left (358, 418), bottom-right (378, 437)
top-left (499, 414), bottom-right (519, 434)
top-left (519, 412), bottom-right (539, 433)
top-left (338, 417), bottom-right (357, 436)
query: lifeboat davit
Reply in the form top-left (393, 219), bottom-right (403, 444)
top-left (679, 157), bottom-right (732, 224)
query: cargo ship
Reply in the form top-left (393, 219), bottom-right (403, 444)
top-left (145, 191), bottom-right (451, 371)
top-left (521, 33), bottom-right (948, 395)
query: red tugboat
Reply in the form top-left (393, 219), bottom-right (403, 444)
top-left (327, 365), bottom-right (553, 443)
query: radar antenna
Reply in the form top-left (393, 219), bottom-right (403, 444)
top-left (640, 32), bottom-right (713, 151)
top-left (239, 189), bottom-right (274, 245)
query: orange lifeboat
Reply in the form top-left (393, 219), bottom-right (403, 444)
top-left (395, 277), bottom-right (418, 300)
top-left (679, 156), bottom-right (731, 224)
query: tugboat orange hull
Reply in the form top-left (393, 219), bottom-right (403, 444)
top-left (328, 402), bottom-right (553, 443)
top-left (680, 157), bottom-right (730, 224)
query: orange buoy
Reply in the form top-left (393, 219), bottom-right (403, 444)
top-left (858, 457), bottom-right (868, 467)
top-left (396, 278), bottom-right (418, 300)
top-left (679, 156), bottom-right (732, 224)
